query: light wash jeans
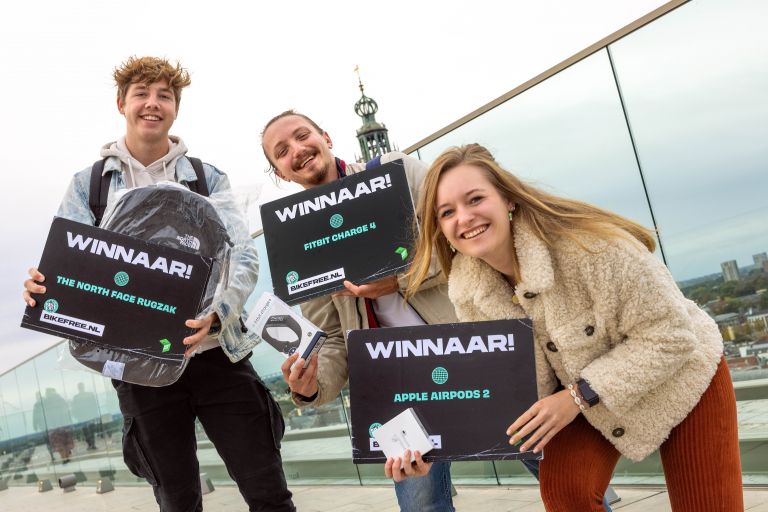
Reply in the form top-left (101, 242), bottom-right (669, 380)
top-left (394, 461), bottom-right (454, 512)
top-left (393, 459), bottom-right (612, 512)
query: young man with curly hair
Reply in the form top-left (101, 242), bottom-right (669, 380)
top-left (24, 57), bottom-right (295, 512)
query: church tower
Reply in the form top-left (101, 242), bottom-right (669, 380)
top-left (354, 66), bottom-right (393, 162)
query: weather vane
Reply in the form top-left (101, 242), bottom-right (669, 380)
top-left (354, 64), bottom-right (364, 93)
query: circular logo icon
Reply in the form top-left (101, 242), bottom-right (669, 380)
top-left (114, 271), bottom-right (130, 287)
top-left (329, 214), bottom-right (344, 229)
top-left (286, 271), bottom-right (299, 284)
top-left (43, 299), bottom-right (59, 313)
top-left (431, 367), bottom-right (449, 385)
top-left (368, 422), bottom-right (383, 438)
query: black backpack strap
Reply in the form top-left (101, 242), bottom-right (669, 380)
top-left (89, 158), bottom-right (110, 226)
top-left (90, 156), bottom-right (208, 226)
top-left (187, 157), bottom-right (209, 197)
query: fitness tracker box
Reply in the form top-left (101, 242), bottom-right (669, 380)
top-left (244, 292), bottom-right (326, 367)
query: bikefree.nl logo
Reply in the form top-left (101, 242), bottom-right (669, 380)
top-left (286, 271), bottom-right (299, 284)
top-left (43, 299), bottom-right (59, 313)
top-left (368, 422), bottom-right (383, 438)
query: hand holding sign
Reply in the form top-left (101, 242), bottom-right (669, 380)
top-left (333, 277), bottom-right (399, 299)
top-left (183, 313), bottom-right (219, 358)
top-left (23, 267), bottom-right (46, 307)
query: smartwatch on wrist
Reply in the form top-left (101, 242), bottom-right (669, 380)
top-left (577, 379), bottom-right (599, 407)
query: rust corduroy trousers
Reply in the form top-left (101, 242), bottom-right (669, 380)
top-left (539, 358), bottom-right (743, 511)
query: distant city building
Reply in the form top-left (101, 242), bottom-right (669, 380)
top-left (721, 260), bottom-right (740, 282)
top-left (714, 312), bottom-right (741, 326)
top-left (353, 66), bottom-right (393, 162)
top-left (754, 252), bottom-right (768, 272)
top-left (747, 311), bottom-right (768, 331)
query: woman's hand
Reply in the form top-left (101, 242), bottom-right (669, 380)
top-left (384, 449), bottom-right (432, 482)
top-left (507, 389), bottom-right (581, 453)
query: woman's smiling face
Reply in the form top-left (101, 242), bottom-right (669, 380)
top-left (435, 164), bottom-right (514, 263)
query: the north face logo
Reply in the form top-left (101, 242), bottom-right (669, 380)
top-left (176, 234), bottom-right (201, 250)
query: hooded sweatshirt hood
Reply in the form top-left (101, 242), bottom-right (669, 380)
top-left (100, 135), bottom-right (188, 188)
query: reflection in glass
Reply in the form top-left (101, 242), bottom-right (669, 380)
top-left (418, 50), bottom-right (656, 240)
top-left (244, 235), bottom-right (356, 483)
top-left (610, 0), bottom-right (768, 385)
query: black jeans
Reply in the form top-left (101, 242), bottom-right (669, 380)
top-left (113, 348), bottom-right (295, 512)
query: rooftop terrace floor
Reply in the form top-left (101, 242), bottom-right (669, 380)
top-left (1, 484), bottom-right (767, 511)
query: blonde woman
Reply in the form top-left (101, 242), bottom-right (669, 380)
top-left (404, 144), bottom-right (742, 511)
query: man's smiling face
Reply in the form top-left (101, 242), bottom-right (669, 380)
top-left (118, 80), bottom-right (177, 145)
top-left (262, 115), bottom-right (336, 188)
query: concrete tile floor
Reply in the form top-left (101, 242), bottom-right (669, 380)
top-left (1, 485), bottom-right (767, 511)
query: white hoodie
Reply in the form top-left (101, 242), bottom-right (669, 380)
top-left (100, 135), bottom-right (188, 188)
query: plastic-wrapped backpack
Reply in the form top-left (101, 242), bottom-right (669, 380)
top-left (69, 182), bottom-right (232, 386)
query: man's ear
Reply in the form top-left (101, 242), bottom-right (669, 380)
top-left (323, 131), bottom-right (333, 150)
top-left (117, 96), bottom-right (125, 115)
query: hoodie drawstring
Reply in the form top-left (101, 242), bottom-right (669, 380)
top-left (127, 158), bottom-right (137, 189)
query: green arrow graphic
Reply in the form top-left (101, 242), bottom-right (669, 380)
top-left (159, 339), bottom-right (171, 353)
top-left (395, 247), bottom-right (408, 261)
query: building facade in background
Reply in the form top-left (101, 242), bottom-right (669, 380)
top-left (722, 260), bottom-right (741, 282)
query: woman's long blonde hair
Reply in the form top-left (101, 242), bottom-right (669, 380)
top-left (404, 144), bottom-right (656, 298)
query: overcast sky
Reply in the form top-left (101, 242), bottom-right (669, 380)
top-left (0, 0), bottom-right (671, 374)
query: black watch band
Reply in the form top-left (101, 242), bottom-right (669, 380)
top-left (577, 379), bottom-right (599, 407)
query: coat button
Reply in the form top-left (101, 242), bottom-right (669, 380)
top-left (546, 341), bottom-right (558, 352)
top-left (585, 325), bottom-right (595, 336)
top-left (523, 292), bottom-right (537, 299)
top-left (612, 427), bottom-right (625, 438)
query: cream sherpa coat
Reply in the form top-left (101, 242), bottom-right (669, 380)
top-left (448, 218), bottom-right (723, 461)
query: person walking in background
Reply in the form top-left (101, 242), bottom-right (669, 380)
top-left (32, 391), bottom-right (54, 462)
top-left (43, 388), bottom-right (74, 464)
top-left (71, 382), bottom-right (100, 450)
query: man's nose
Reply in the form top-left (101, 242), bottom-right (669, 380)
top-left (288, 141), bottom-right (305, 158)
top-left (145, 93), bottom-right (160, 108)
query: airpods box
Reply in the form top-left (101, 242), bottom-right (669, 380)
top-left (372, 407), bottom-right (434, 467)
top-left (245, 292), bottom-right (326, 368)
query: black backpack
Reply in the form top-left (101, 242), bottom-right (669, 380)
top-left (71, 157), bottom-right (230, 386)
top-left (88, 156), bottom-right (209, 226)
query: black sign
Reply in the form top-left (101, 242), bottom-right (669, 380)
top-left (261, 160), bottom-right (414, 305)
top-left (21, 217), bottom-right (212, 358)
top-left (348, 319), bottom-right (541, 463)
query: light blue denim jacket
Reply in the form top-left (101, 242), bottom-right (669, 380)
top-left (57, 155), bottom-right (260, 362)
